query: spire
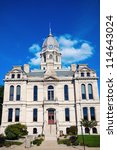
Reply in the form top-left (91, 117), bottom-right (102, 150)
top-left (49, 23), bottom-right (52, 36)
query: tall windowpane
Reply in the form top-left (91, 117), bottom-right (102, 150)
top-left (88, 84), bottom-right (93, 99)
top-left (48, 85), bottom-right (54, 100)
top-left (83, 107), bottom-right (88, 120)
top-left (17, 74), bottom-right (20, 78)
top-left (15, 108), bottom-right (20, 122)
top-left (44, 55), bottom-right (46, 62)
top-left (90, 107), bottom-right (95, 120)
top-left (33, 109), bottom-right (37, 122)
top-left (87, 72), bottom-right (90, 77)
top-left (65, 108), bottom-right (70, 121)
top-left (11, 74), bottom-right (15, 78)
top-left (9, 85), bottom-right (14, 101)
top-left (34, 86), bottom-right (38, 101)
top-left (64, 85), bottom-right (69, 100)
top-left (81, 84), bottom-right (86, 99)
top-left (81, 72), bottom-right (84, 77)
top-left (8, 108), bottom-right (13, 122)
top-left (16, 85), bottom-right (21, 100)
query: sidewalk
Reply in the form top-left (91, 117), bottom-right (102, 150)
top-left (0, 140), bottom-right (100, 150)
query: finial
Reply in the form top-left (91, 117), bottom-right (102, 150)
top-left (49, 23), bottom-right (52, 36)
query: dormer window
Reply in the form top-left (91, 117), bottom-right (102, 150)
top-left (81, 72), bottom-right (84, 77)
top-left (49, 54), bottom-right (53, 59)
top-left (87, 72), bottom-right (90, 77)
top-left (11, 74), bottom-right (15, 79)
top-left (44, 55), bottom-right (46, 62)
top-left (17, 74), bottom-right (21, 78)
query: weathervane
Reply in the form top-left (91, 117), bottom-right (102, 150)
top-left (49, 22), bottom-right (52, 35)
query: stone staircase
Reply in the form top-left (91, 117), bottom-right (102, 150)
top-left (45, 124), bottom-right (57, 140)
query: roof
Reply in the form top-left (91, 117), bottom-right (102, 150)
top-left (27, 70), bottom-right (73, 77)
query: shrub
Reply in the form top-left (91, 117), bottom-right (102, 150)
top-left (68, 126), bottom-right (77, 135)
top-left (58, 139), bottom-right (71, 146)
top-left (69, 136), bottom-right (79, 146)
top-left (64, 139), bottom-right (71, 146)
top-left (0, 134), bottom-right (5, 147)
top-left (32, 138), bottom-right (43, 146)
top-left (5, 123), bottom-right (28, 140)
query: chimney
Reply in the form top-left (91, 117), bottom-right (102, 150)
top-left (24, 64), bottom-right (30, 73)
top-left (71, 64), bottom-right (76, 72)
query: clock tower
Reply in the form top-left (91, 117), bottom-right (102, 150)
top-left (40, 29), bottom-right (62, 70)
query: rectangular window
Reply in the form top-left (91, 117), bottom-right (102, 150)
top-left (83, 107), bottom-right (88, 120)
top-left (15, 108), bottom-right (20, 122)
top-left (33, 109), bottom-right (37, 122)
top-left (65, 108), bottom-right (70, 121)
top-left (34, 86), bottom-right (38, 101)
top-left (8, 108), bottom-right (13, 122)
top-left (90, 107), bottom-right (95, 120)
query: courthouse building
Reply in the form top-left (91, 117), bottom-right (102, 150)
top-left (1, 31), bottom-right (100, 138)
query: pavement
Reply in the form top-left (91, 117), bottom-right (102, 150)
top-left (0, 140), bottom-right (100, 150)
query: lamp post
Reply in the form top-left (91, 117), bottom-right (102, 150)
top-left (79, 103), bottom-right (85, 150)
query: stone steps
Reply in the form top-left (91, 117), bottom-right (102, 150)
top-left (45, 124), bottom-right (57, 140)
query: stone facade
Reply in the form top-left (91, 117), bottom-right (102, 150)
top-left (0, 32), bottom-right (100, 137)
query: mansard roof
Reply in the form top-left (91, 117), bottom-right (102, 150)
top-left (27, 69), bottom-right (73, 77)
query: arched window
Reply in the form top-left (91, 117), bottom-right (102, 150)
top-left (17, 74), bottom-right (20, 78)
top-left (65, 108), bottom-right (70, 121)
top-left (11, 74), bottom-right (15, 79)
top-left (34, 86), bottom-right (38, 101)
top-left (33, 128), bottom-right (37, 134)
top-left (90, 107), bottom-right (95, 120)
top-left (92, 127), bottom-right (97, 134)
top-left (48, 85), bottom-right (54, 100)
top-left (16, 85), bottom-right (21, 100)
top-left (88, 84), bottom-right (93, 99)
top-left (9, 85), bottom-right (14, 101)
top-left (81, 72), bottom-right (84, 77)
top-left (87, 72), bottom-right (90, 77)
top-left (49, 54), bottom-right (53, 59)
top-left (83, 107), bottom-right (88, 120)
top-left (56, 56), bottom-right (58, 62)
top-left (8, 108), bottom-right (13, 122)
top-left (64, 85), bottom-right (69, 100)
top-left (15, 108), bottom-right (20, 122)
top-left (44, 55), bottom-right (46, 62)
top-left (85, 127), bottom-right (89, 133)
top-left (81, 84), bottom-right (86, 99)
top-left (33, 108), bottom-right (38, 122)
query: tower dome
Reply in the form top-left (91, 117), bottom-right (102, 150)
top-left (42, 31), bottom-right (59, 52)
top-left (40, 29), bottom-right (62, 70)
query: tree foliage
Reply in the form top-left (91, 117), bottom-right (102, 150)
top-left (80, 119), bottom-right (97, 134)
top-left (0, 85), bottom-right (4, 125)
top-left (5, 123), bottom-right (28, 140)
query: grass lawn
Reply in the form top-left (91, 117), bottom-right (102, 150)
top-left (78, 135), bottom-right (100, 147)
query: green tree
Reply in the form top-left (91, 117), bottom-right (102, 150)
top-left (5, 123), bottom-right (28, 140)
top-left (80, 119), bottom-right (97, 134)
top-left (0, 86), bottom-right (4, 125)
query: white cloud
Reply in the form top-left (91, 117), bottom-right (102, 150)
top-left (28, 44), bottom-right (41, 66)
top-left (58, 34), bottom-right (78, 47)
top-left (28, 34), bottom-right (94, 67)
top-left (29, 44), bottom-right (41, 53)
top-left (57, 34), bottom-right (94, 64)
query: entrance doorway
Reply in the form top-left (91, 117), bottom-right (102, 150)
top-left (48, 109), bottom-right (55, 124)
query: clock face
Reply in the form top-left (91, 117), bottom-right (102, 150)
top-left (49, 45), bottom-right (53, 49)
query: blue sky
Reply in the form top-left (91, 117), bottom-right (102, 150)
top-left (0, 0), bottom-right (100, 87)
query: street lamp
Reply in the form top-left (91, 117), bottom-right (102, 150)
top-left (79, 103), bottom-right (85, 150)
